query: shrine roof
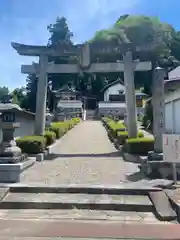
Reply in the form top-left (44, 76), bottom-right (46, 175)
top-left (168, 66), bottom-right (180, 81)
top-left (0, 103), bottom-right (35, 119)
top-left (11, 41), bottom-right (159, 57)
top-left (100, 79), bottom-right (124, 93)
top-left (52, 85), bottom-right (78, 93)
top-left (11, 42), bottom-right (80, 56)
top-left (0, 103), bottom-right (22, 111)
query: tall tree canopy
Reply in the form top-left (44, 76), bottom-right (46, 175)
top-left (0, 86), bottom-right (9, 102)
top-left (47, 17), bottom-right (73, 46)
top-left (91, 15), bottom-right (179, 65)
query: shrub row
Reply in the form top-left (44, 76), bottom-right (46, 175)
top-left (102, 117), bottom-right (154, 155)
top-left (16, 117), bottom-right (81, 154)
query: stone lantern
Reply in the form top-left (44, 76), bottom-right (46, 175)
top-left (45, 108), bottom-right (53, 128)
top-left (0, 103), bottom-right (22, 163)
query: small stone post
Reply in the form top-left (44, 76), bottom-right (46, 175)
top-left (152, 67), bottom-right (166, 153)
top-left (45, 108), bottom-right (53, 129)
top-left (123, 51), bottom-right (137, 138)
top-left (35, 55), bottom-right (48, 135)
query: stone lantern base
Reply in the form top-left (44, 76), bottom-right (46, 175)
top-left (0, 128), bottom-right (23, 163)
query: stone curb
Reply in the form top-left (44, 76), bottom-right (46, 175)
top-left (0, 183), bottom-right (162, 195)
top-left (0, 157), bottom-right (36, 183)
top-left (0, 199), bottom-right (154, 212)
top-left (164, 189), bottom-right (180, 222)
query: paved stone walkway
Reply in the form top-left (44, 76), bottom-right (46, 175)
top-left (21, 121), bottom-right (140, 185)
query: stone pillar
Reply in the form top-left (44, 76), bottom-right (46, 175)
top-left (152, 67), bottom-right (166, 152)
top-left (123, 51), bottom-right (137, 138)
top-left (79, 43), bottom-right (90, 68)
top-left (35, 55), bottom-right (48, 135)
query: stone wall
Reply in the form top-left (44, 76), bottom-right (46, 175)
top-left (98, 101), bottom-right (144, 117)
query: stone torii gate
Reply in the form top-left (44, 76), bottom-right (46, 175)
top-left (11, 42), bottom-right (165, 150)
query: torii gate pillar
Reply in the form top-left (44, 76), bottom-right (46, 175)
top-left (35, 55), bottom-right (48, 135)
top-left (123, 51), bottom-right (137, 138)
top-left (152, 67), bottom-right (166, 152)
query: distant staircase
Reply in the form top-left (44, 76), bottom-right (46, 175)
top-left (86, 109), bottom-right (96, 120)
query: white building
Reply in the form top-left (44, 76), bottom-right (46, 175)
top-left (98, 79), bottom-right (148, 117)
top-left (0, 106), bottom-right (35, 143)
top-left (165, 66), bottom-right (180, 133)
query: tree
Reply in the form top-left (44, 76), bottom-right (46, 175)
top-left (90, 15), bottom-right (180, 94)
top-left (47, 17), bottom-right (73, 46)
top-left (47, 16), bottom-right (76, 104)
top-left (91, 16), bottom-right (175, 60)
top-left (25, 74), bottom-right (38, 112)
top-left (11, 87), bottom-right (27, 106)
top-left (0, 86), bottom-right (9, 102)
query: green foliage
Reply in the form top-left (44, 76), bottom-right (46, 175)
top-left (51, 121), bottom-right (69, 132)
top-left (71, 117), bottom-right (81, 125)
top-left (49, 121), bottom-right (69, 139)
top-left (44, 131), bottom-right (56, 146)
top-left (107, 121), bottom-right (126, 133)
top-left (50, 118), bottom-right (80, 139)
top-left (102, 117), bottom-right (111, 122)
top-left (117, 131), bottom-right (144, 145)
top-left (16, 118), bottom-right (80, 153)
top-left (47, 17), bottom-right (73, 46)
top-left (91, 15), bottom-right (180, 72)
top-left (49, 125), bottom-right (64, 139)
top-left (102, 118), bottom-right (126, 140)
top-left (127, 137), bottom-right (154, 143)
top-left (117, 131), bottom-right (144, 137)
top-left (0, 86), bottom-right (9, 102)
top-left (25, 74), bottom-right (37, 113)
top-left (16, 136), bottom-right (46, 154)
top-left (125, 137), bottom-right (154, 154)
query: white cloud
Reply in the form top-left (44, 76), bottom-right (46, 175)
top-left (0, 0), bottom-right (141, 89)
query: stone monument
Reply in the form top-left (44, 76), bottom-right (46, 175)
top-left (0, 103), bottom-right (36, 183)
top-left (148, 67), bottom-right (166, 161)
top-left (0, 103), bottom-right (22, 163)
top-left (45, 108), bottom-right (53, 128)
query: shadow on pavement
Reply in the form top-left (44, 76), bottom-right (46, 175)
top-left (126, 170), bottom-right (146, 182)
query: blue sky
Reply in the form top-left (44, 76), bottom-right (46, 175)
top-left (0, 0), bottom-right (179, 90)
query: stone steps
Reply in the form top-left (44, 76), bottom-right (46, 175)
top-left (0, 192), bottom-right (153, 212)
top-left (0, 184), bottom-right (177, 223)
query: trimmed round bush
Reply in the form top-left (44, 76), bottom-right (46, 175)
top-left (125, 137), bottom-right (155, 154)
top-left (117, 131), bottom-right (144, 145)
top-left (16, 135), bottom-right (46, 154)
top-left (49, 125), bottom-right (64, 139)
top-left (49, 118), bottom-right (80, 138)
top-left (44, 131), bottom-right (56, 146)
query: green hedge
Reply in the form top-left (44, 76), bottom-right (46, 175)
top-left (125, 137), bottom-right (154, 155)
top-left (117, 131), bottom-right (144, 145)
top-left (44, 131), bottom-right (56, 146)
top-left (16, 136), bottom-right (46, 154)
top-left (102, 117), bottom-right (127, 139)
top-left (16, 118), bottom-right (81, 154)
